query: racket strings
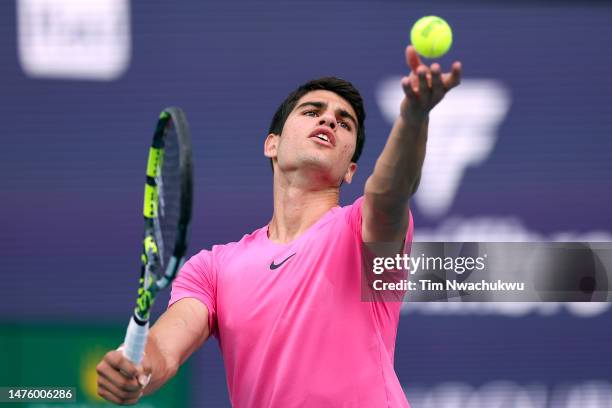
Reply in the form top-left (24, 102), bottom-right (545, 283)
top-left (157, 122), bottom-right (182, 272)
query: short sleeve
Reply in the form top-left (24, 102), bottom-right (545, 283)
top-left (344, 196), bottom-right (414, 254)
top-left (169, 249), bottom-right (218, 335)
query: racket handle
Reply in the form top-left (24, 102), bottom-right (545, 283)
top-left (123, 316), bottom-right (149, 365)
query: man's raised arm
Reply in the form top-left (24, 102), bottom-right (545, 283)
top-left (362, 45), bottom-right (462, 243)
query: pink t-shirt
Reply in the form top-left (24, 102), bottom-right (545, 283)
top-left (169, 197), bottom-right (413, 407)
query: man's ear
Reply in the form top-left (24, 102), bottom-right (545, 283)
top-left (343, 162), bottom-right (358, 184)
top-left (264, 133), bottom-right (279, 159)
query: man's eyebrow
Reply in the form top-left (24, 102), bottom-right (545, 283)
top-left (295, 101), bottom-right (357, 128)
top-left (337, 108), bottom-right (357, 128)
top-left (295, 101), bottom-right (325, 111)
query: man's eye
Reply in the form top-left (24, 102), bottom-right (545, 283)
top-left (339, 121), bottom-right (350, 130)
top-left (304, 110), bottom-right (318, 117)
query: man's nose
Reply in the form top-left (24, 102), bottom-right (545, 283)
top-left (318, 112), bottom-right (336, 129)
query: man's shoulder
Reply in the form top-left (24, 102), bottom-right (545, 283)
top-left (335, 195), bottom-right (365, 233)
top-left (191, 225), bottom-right (267, 260)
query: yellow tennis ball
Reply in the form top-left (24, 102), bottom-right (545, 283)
top-left (410, 15), bottom-right (453, 59)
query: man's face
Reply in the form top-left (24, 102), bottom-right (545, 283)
top-left (265, 90), bottom-right (359, 186)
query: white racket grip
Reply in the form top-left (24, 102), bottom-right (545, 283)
top-left (123, 316), bottom-right (149, 365)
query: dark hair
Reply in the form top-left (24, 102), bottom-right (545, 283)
top-left (268, 77), bottom-right (366, 165)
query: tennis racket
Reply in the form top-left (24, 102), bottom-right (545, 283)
top-left (123, 107), bottom-right (194, 365)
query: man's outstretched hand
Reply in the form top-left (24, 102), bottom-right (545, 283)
top-left (400, 45), bottom-right (462, 124)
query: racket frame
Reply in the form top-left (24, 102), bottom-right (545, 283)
top-left (123, 107), bottom-right (193, 365)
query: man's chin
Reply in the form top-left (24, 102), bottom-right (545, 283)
top-left (297, 155), bottom-right (337, 173)
top-left (281, 156), bottom-right (344, 184)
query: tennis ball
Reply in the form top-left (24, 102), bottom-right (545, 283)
top-left (410, 16), bottom-right (453, 59)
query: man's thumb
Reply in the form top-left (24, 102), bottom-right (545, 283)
top-left (138, 372), bottom-right (151, 388)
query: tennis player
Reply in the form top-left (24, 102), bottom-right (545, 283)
top-left (96, 45), bottom-right (461, 406)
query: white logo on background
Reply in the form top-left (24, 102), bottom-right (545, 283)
top-left (17, 0), bottom-right (131, 80)
top-left (376, 79), bottom-right (511, 218)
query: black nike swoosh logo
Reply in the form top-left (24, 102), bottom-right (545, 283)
top-left (270, 253), bottom-right (296, 270)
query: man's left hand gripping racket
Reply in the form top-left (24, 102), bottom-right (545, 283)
top-left (123, 107), bottom-right (193, 365)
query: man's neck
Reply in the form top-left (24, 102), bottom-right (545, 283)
top-left (267, 171), bottom-right (340, 244)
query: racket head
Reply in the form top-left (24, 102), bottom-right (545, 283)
top-left (137, 107), bottom-right (193, 321)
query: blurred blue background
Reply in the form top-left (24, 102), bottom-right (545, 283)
top-left (1, 0), bottom-right (611, 406)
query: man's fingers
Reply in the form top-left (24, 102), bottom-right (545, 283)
top-left (405, 45), bottom-right (422, 72)
top-left (136, 366), bottom-right (152, 388)
top-left (135, 353), bottom-right (153, 388)
top-left (96, 349), bottom-right (146, 406)
top-left (105, 350), bottom-right (139, 378)
top-left (430, 63), bottom-right (445, 104)
top-left (406, 45), bottom-right (430, 91)
top-left (401, 76), bottom-right (418, 103)
top-left (98, 383), bottom-right (141, 406)
top-left (138, 373), bottom-right (152, 388)
top-left (97, 384), bottom-right (123, 405)
top-left (442, 61), bottom-right (462, 89)
top-left (97, 358), bottom-right (141, 392)
top-left (98, 375), bottom-right (140, 402)
top-left (97, 362), bottom-right (141, 393)
top-left (417, 67), bottom-right (430, 105)
top-left (401, 47), bottom-right (463, 118)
